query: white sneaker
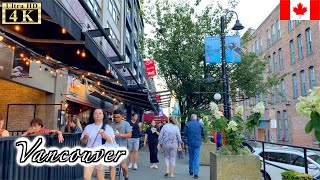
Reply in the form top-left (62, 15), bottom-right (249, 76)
top-left (133, 163), bottom-right (138, 170)
top-left (150, 164), bottom-right (155, 168)
top-left (154, 164), bottom-right (158, 169)
top-left (128, 163), bottom-right (132, 169)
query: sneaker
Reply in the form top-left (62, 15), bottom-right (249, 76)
top-left (133, 163), bottom-right (138, 170)
top-left (150, 164), bottom-right (155, 168)
top-left (194, 175), bottom-right (198, 179)
top-left (154, 164), bottom-right (158, 169)
top-left (128, 163), bottom-right (132, 169)
top-left (189, 172), bottom-right (193, 176)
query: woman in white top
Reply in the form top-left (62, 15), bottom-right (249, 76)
top-left (80, 108), bottom-right (116, 180)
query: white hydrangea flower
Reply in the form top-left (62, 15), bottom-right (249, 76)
top-left (214, 111), bottom-right (224, 120)
top-left (210, 102), bottom-right (219, 113)
top-left (199, 119), bottom-right (204, 124)
top-left (236, 106), bottom-right (243, 116)
top-left (227, 120), bottom-right (238, 131)
top-left (253, 102), bottom-right (265, 114)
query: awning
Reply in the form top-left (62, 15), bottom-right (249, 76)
top-left (143, 113), bottom-right (168, 123)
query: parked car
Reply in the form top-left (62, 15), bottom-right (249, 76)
top-left (253, 147), bottom-right (320, 180)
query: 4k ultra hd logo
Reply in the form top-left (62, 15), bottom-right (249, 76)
top-left (2, 2), bottom-right (41, 24)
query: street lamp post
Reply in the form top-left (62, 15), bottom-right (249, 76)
top-left (220, 11), bottom-right (244, 120)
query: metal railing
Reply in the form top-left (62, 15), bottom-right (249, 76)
top-left (0, 133), bottom-right (83, 180)
top-left (247, 140), bottom-right (320, 180)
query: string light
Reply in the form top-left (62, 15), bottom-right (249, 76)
top-left (60, 73), bottom-right (63, 77)
top-left (113, 98), bottom-right (116, 102)
top-left (14, 25), bottom-right (20, 31)
top-left (120, 102), bottom-right (123, 105)
top-left (77, 85), bottom-right (80, 88)
top-left (39, 66), bottom-right (42, 71)
top-left (0, 35), bottom-right (3, 41)
top-left (8, 45), bottom-right (11, 48)
top-left (87, 72), bottom-right (91, 76)
top-left (26, 61), bottom-right (29, 65)
top-left (61, 28), bottom-right (67, 34)
top-left (36, 60), bottom-right (41, 64)
top-left (46, 55), bottom-right (50, 60)
top-left (97, 81), bottom-right (100, 86)
top-left (12, 46), bottom-right (15, 50)
top-left (76, 49), bottom-right (80, 55)
top-left (56, 69), bottom-right (59, 73)
top-left (90, 84), bottom-right (93, 88)
top-left (101, 92), bottom-right (105, 95)
top-left (23, 58), bottom-right (26, 61)
top-left (116, 80), bottom-right (119, 84)
top-left (64, 102), bottom-right (68, 108)
top-left (106, 70), bottom-right (110, 74)
top-left (50, 69), bottom-right (54, 74)
top-left (81, 50), bottom-right (86, 58)
top-left (82, 75), bottom-right (85, 78)
top-left (20, 53), bottom-right (24, 58)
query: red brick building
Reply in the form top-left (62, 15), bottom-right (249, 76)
top-left (241, 5), bottom-right (319, 146)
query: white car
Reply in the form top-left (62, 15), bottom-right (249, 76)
top-left (253, 147), bottom-right (320, 180)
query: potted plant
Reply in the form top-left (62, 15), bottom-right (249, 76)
top-left (209, 101), bottom-right (264, 180)
top-left (296, 87), bottom-right (320, 142)
top-left (198, 115), bottom-right (216, 166)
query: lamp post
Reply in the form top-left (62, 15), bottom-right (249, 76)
top-left (220, 11), bottom-right (244, 120)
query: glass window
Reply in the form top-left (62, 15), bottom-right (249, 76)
top-left (292, 156), bottom-right (305, 167)
top-left (288, 20), bottom-right (293, 31)
top-left (279, 48), bottom-right (283, 70)
top-left (300, 70), bottom-right (306, 96)
top-left (271, 86), bottom-right (275, 104)
top-left (297, 34), bottom-right (303, 60)
top-left (271, 24), bottom-right (275, 44)
top-left (276, 84), bottom-right (280, 103)
top-left (255, 40), bottom-right (258, 55)
top-left (295, 20), bottom-right (301, 26)
top-left (273, 52), bottom-right (277, 72)
top-left (266, 29), bottom-right (270, 48)
top-left (284, 110), bottom-right (289, 140)
top-left (306, 28), bottom-right (312, 55)
top-left (251, 44), bottom-right (254, 52)
top-left (277, 111), bottom-right (282, 139)
top-left (125, 54), bottom-right (130, 63)
top-left (281, 79), bottom-right (286, 101)
top-left (309, 66), bottom-right (316, 89)
top-left (125, 28), bottom-right (131, 42)
top-left (268, 56), bottom-right (272, 73)
top-left (269, 152), bottom-right (290, 164)
top-left (277, 20), bottom-right (281, 40)
top-left (290, 40), bottom-right (295, 63)
top-left (259, 37), bottom-right (263, 55)
top-left (293, 74), bottom-right (298, 98)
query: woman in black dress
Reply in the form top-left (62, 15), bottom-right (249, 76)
top-left (144, 120), bottom-right (160, 169)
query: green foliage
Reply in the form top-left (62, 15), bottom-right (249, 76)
top-left (216, 145), bottom-right (251, 155)
top-left (281, 170), bottom-right (312, 180)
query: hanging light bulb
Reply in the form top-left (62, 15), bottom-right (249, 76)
top-left (106, 69), bottom-right (110, 74)
top-left (90, 84), bottom-right (93, 88)
top-left (8, 45), bottom-right (11, 49)
top-left (97, 81), bottom-right (101, 86)
top-left (39, 66), bottom-right (42, 71)
top-left (60, 73), bottom-right (63, 77)
top-left (87, 72), bottom-right (91, 76)
top-left (61, 28), bottom-right (67, 34)
top-left (113, 98), bottom-right (116, 102)
top-left (81, 50), bottom-right (86, 57)
top-left (76, 49), bottom-right (80, 55)
top-left (22, 58), bottom-right (26, 61)
top-left (116, 80), bottom-right (119, 84)
top-left (50, 69), bottom-right (54, 74)
top-left (82, 74), bottom-right (85, 78)
top-left (14, 25), bottom-right (20, 31)
top-left (26, 61), bottom-right (29, 65)
top-left (101, 92), bottom-right (105, 95)
top-left (36, 60), bottom-right (41, 64)
top-left (0, 35), bottom-right (3, 41)
top-left (46, 55), bottom-right (50, 60)
top-left (56, 69), bottom-right (59, 73)
top-left (12, 46), bottom-right (15, 50)
top-left (120, 102), bottom-right (123, 105)
top-left (20, 53), bottom-right (24, 58)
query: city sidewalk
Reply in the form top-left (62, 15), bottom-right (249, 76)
top-left (94, 146), bottom-right (210, 180)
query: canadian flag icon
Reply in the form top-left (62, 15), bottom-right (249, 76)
top-left (280, 0), bottom-right (320, 20)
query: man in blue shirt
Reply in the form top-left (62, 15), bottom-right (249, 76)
top-left (183, 114), bottom-right (204, 179)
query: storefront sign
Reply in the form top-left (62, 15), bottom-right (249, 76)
top-left (0, 43), bottom-right (14, 79)
top-left (2, 2), bottom-right (42, 24)
top-left (144, 59), bottom-right (157, 77)
top-left (108, 63), bottom-right (119, 79)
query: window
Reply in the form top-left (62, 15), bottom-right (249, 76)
top-left (271, 24), bottom-right (275, 44)
top-left (297, 34), bottom-right (303, 60)
top-left (255, 40), bottom-right (258, 55)
top-left (273, 52), bottom-right (277, 72)
top-left (300, 70), bottom-right (306, 96)
top-left (268, 56), bottom-right (272, 73)
top-left (288, 20), bottom-right (293, 31)
top-left (293, 74), bottom-right (298, 98)
top-left (251, 44), bottom-right (254, 52)
top-left (306, 28), bottom-right (312, 55)
top-left (109, 0), bottom-right (120, 28)
top-left (259, 37), bottom-right (262, 55)
top-left (290, 40), bottom-right (295, 63)
top-left (125, 54), bottom-right (130, 63)
top-left (277, 20), bottom-right (281, 40)
top-left (277, 111), bottom-right (282, 139)
top-left (295, 20), bottom-right (301, 26)
top-left (125, 28), bottom-right (131, 44)
top-left (284, 110), bottom-right (289, 140)
top-left (309, 66), bottom-right (316, 89)
top-left (271, 86), bottom-right (275, 104)
top-left (279, 48), bottom-right (283, 70)
top-left (276, 84), bottom-right (280, 103)
top-left (266, 29), bottom-right (270, 48)
top-left (281, 79), bottom-right (286, 101)
top-left (268, 152), bottom-right (290, 164)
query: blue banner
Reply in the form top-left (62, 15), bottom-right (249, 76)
top-left (205, 36), bottom-right (220, 64)
top-left (205, 35), bottom-right (241, 63)
top-left (225, 35), bottom-right (241, 63)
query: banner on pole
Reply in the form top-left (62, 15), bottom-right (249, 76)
top-left (205, 36), bottom-right (220, 64)
top-left (225, 35), bottom-right (241, 63)
top-left (143, 59), bottom-right (157, 77)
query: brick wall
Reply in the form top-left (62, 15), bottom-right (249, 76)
top-left (0, 79), bottom-right (52, 131)
top-left (243, 5), bottom-right (320, 146)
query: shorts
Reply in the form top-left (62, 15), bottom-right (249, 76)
top-left (127, 138), bottom-right (140, 151)
top-left (85, 164), bottom-right (105, 171)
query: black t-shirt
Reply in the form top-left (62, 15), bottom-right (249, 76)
top-left (129, 120), bottom-right (140, 138)
top-left (146, 126), bottom-right (160, 144)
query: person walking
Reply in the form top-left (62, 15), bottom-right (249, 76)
top-left (111, 110), bottom-right (132, 180)
top-left (127, 113), bottom-right (142, 170)
top-left (80, 108), bottom-right (116, 180)
top-left (144, 120), bottom-right (160, 169)
top-left (158, 117), bottom-right (182, 178)
top-left (183, 114), bottom-right (204, 179)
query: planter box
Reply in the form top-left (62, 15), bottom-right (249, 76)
top-left (210, 152), bottom-right (260, 180)
top-left (200, 142), bottom-right (216, 166)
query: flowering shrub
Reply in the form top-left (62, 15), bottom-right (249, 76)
top-left (211, 102), bottom-right (265, 155)
top-left (199, 115), bottom-right (214, 143)
top-left (296, 87), bottom-right (320, 141)
top-left (141, 122), bottom-right (149, 132)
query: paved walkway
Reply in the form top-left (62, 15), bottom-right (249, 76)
top-left (94, 146), bottom-right (210, 180)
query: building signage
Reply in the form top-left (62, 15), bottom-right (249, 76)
top-left (143, 59), bottom-right (157, 77)
top-left (205, 35), bottom-right (241, 64)
top-left (2, 2), bottom-right (42, 24)
top-left (107, 63), bottom-right (119, 79)
top-left (12, 48), bottom-right (30, 78)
